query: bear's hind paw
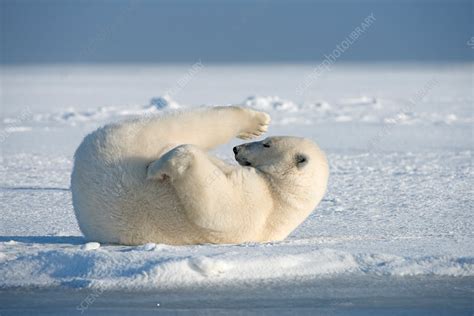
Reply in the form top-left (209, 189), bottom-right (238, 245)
top-left (238, 109), bottom-right (271, 140)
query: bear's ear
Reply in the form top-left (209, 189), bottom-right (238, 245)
top-left (295, 153), bottom-right (309, 169)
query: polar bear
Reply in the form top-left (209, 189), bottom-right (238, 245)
top-left (71, 106), bottom-right (329, 245)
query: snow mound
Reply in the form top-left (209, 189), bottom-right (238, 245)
top-left (82, 242), bottom-right (101, 251)
top-left (19, 95), bottom-right (184, 125)
top-left (241, 96), bottom-right (300, 112)
top-left (148, 95), bottom-right (181, 110)
top-left (338, 96), bottom-right (378, 106)
top-left (2, 94), bottom-right (472, 127)
top-left (0, 241), bottom-right (472, 290)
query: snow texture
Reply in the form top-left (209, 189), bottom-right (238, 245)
top-left (0, 64), bottom-right (472, 311)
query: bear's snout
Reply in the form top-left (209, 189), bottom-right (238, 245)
top-left (234, 145), bottom-right (246, 155)
top-left (234, 145), bottom-right (252, 166)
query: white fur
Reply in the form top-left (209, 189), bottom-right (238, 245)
top-left (71, 106), bottom-right (329, 245)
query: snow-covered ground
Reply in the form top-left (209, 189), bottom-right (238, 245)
top-left (0, 63), bottom-right (473, 315)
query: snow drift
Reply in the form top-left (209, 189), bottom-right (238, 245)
top-left (1, 240), bottom-right (472, 290)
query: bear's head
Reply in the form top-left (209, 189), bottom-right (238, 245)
top-left (233, 136), bottom-right (329, 210)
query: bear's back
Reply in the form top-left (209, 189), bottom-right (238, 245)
top-left (71, 122), bottom-right (144, 243)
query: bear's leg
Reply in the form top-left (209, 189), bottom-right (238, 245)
top-left (161, 106), bottom-right (271, 150)
top-left (146, 144), bottom-right (242, 231)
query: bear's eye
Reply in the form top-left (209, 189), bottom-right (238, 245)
top-left (263, 143), bottom-right (271, 148)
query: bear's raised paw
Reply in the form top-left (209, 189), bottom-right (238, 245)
top-left (237, 108), bottom-right (271, 140)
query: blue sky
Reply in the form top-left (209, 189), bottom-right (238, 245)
top-left (1, 0), bottom-right (472, 64)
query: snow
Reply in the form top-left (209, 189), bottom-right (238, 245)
top-left (0, 63), bottom-right (473, 313)
top-left (82, 242), bottom-right (101, 251)
top-left (4, 92), bottom-right (472, 127)
top-left (1, 242), bottom-right (472, 290)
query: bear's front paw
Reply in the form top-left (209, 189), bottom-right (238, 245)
top-left (237, 108), bottom-right (271, 140)
top-left (168, 145), bottom-right (196, 176)
top-left (147, 145), bottom-right (196, 181)
top-left (146, 159), bottom-right (169, 181)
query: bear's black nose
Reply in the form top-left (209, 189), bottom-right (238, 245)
top-left (233, 146), bottom-right (239, 154)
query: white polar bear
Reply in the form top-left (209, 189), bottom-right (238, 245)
top-left (71, 106), bottom-right (329, 245)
